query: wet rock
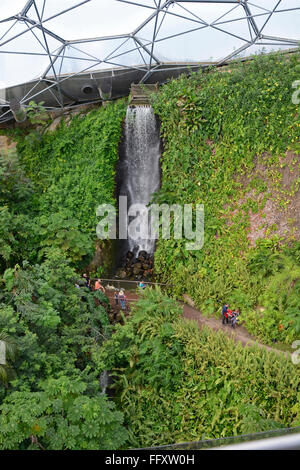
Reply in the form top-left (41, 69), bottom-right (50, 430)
top-left (117, 250), bottom-right (154, 281)
top-left (133, 265), bottom-right (142, 275)
top-left (116, 269), bottom-right (127, 279)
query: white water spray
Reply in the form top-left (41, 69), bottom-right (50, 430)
top-left (122, 106), bottom-right (161, 255)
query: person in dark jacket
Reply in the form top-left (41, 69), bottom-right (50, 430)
top-left (83, 273), bottom-right (91, 291)
top-left (114, 290), bottom-right (119, 306)
top-left (222, 304), bottom-right (229, 325)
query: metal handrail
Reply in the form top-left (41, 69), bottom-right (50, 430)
top-left (142, 427), bottom-right (300, 450)
top-left (93, 278), bottom-right (167, 286)
top-left (213, 433), bottom-right (300, 450)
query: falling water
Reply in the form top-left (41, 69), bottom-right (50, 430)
top-left (121, 106), bottom-right (161, 255)
top-left (100, 370), bottom-right (108, 395)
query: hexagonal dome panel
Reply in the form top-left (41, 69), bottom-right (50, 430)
top-left (0, 0), bottom-right (299, 122)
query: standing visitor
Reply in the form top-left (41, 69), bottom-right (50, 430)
top-left (222, 304), bottom-right (229, 325)
top-left (83, 273), bottom-right (91, 291)
top-left (226, 308), bottom-right (234, 324)
top-left (231, 309), bottom-right (240, 329)
top-left (95, 279), bottom-right (105, 293)
top-left (114, 290), bottom-right (119, 306)
top-left (119, 290), bottom-right (127, 311)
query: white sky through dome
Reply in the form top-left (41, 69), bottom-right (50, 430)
top-left (0, 0), bottom-right (300, 89)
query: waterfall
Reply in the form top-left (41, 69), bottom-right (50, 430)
top-left (100, 370), bottom-right (108, 395)
top-left (121, 106), bottom-right (161, 256)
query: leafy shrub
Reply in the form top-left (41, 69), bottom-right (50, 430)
top-left (0, 376), bottom-right (128, 450)
top-left (0, 249), bottom-right (128, 449)
top-left (100, 288), bottom-right (299, 448)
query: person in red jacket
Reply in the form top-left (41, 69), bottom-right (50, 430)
top-left (227, 308), bottom-right (233, 318)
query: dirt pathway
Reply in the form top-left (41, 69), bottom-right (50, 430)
top-left (182, 303), bottom-right (289, 357)
top-left (105, 289), bottom-right (289, 358)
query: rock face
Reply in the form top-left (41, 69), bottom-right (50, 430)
top-left (86, 239), bottom-right (116, 277)
top-left (116, 250), bottom-right (154, 280)
top-left (47, 103), bottom-right (99, 132)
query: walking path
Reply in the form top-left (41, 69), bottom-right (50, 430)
top-left (182, 303), bottom-right (289, 357)
top-left (105, 289), bottom-right (289, 358)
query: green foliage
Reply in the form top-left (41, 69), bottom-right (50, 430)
top-left (0, 101), bottom-right (130, 449)
top-left (26, 101), bottom-right (49, 126)
top-left (2, 268), bottom-right (15, 292)
top-left (0, 249), bottom-right (128, 449)
top-left (0, 100), bottom-right (126, 269)
top-left (151, 51), bottom-right (300, 344)
top-left (18, 100), bottom-right (126, 238)
top-left (0, 376), bottom-right (128, 450)
top-left (100, 288), bottom-right (299, 448)
top-left (246, 255), bottom-right (300, 343)
top-left (0, 150), bottom-right (37, 271)
top-left (0, 150), bottom-right (33, 203)
top-left (37, 212), bottom-right (93, 263)
top-left (1, 52), bottom-right (299, 449)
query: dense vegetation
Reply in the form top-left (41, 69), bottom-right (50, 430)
top-left (0, 102), bottom-right (129, 449)
top-left (0, 51), bottom-right (299, 449)
top-left (152, 51), bottom-right (300, 345)
top-left (0, 250), bottom-right (128, 449)
top-left (1, 100), bottom-right (127, 271)
top-left (100, 287), bottom-right (300, 448)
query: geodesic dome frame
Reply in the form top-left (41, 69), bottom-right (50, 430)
top-left (0, 0), bottom-right (299, 123)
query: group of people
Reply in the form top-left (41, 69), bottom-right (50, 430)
top-left (81, 274), bottom-right (129, 311)
top-left (77, 275), bottom-right (239, 328)
top-left (79, 274), bottom-right (105, 293)
top-left (221, 304), bottom-right (240, 328)
top-left (114, 290), bottom-right (127, 310)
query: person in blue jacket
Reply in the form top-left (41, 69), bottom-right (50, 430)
top-left (222, 304), bottom-right (229, 325)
